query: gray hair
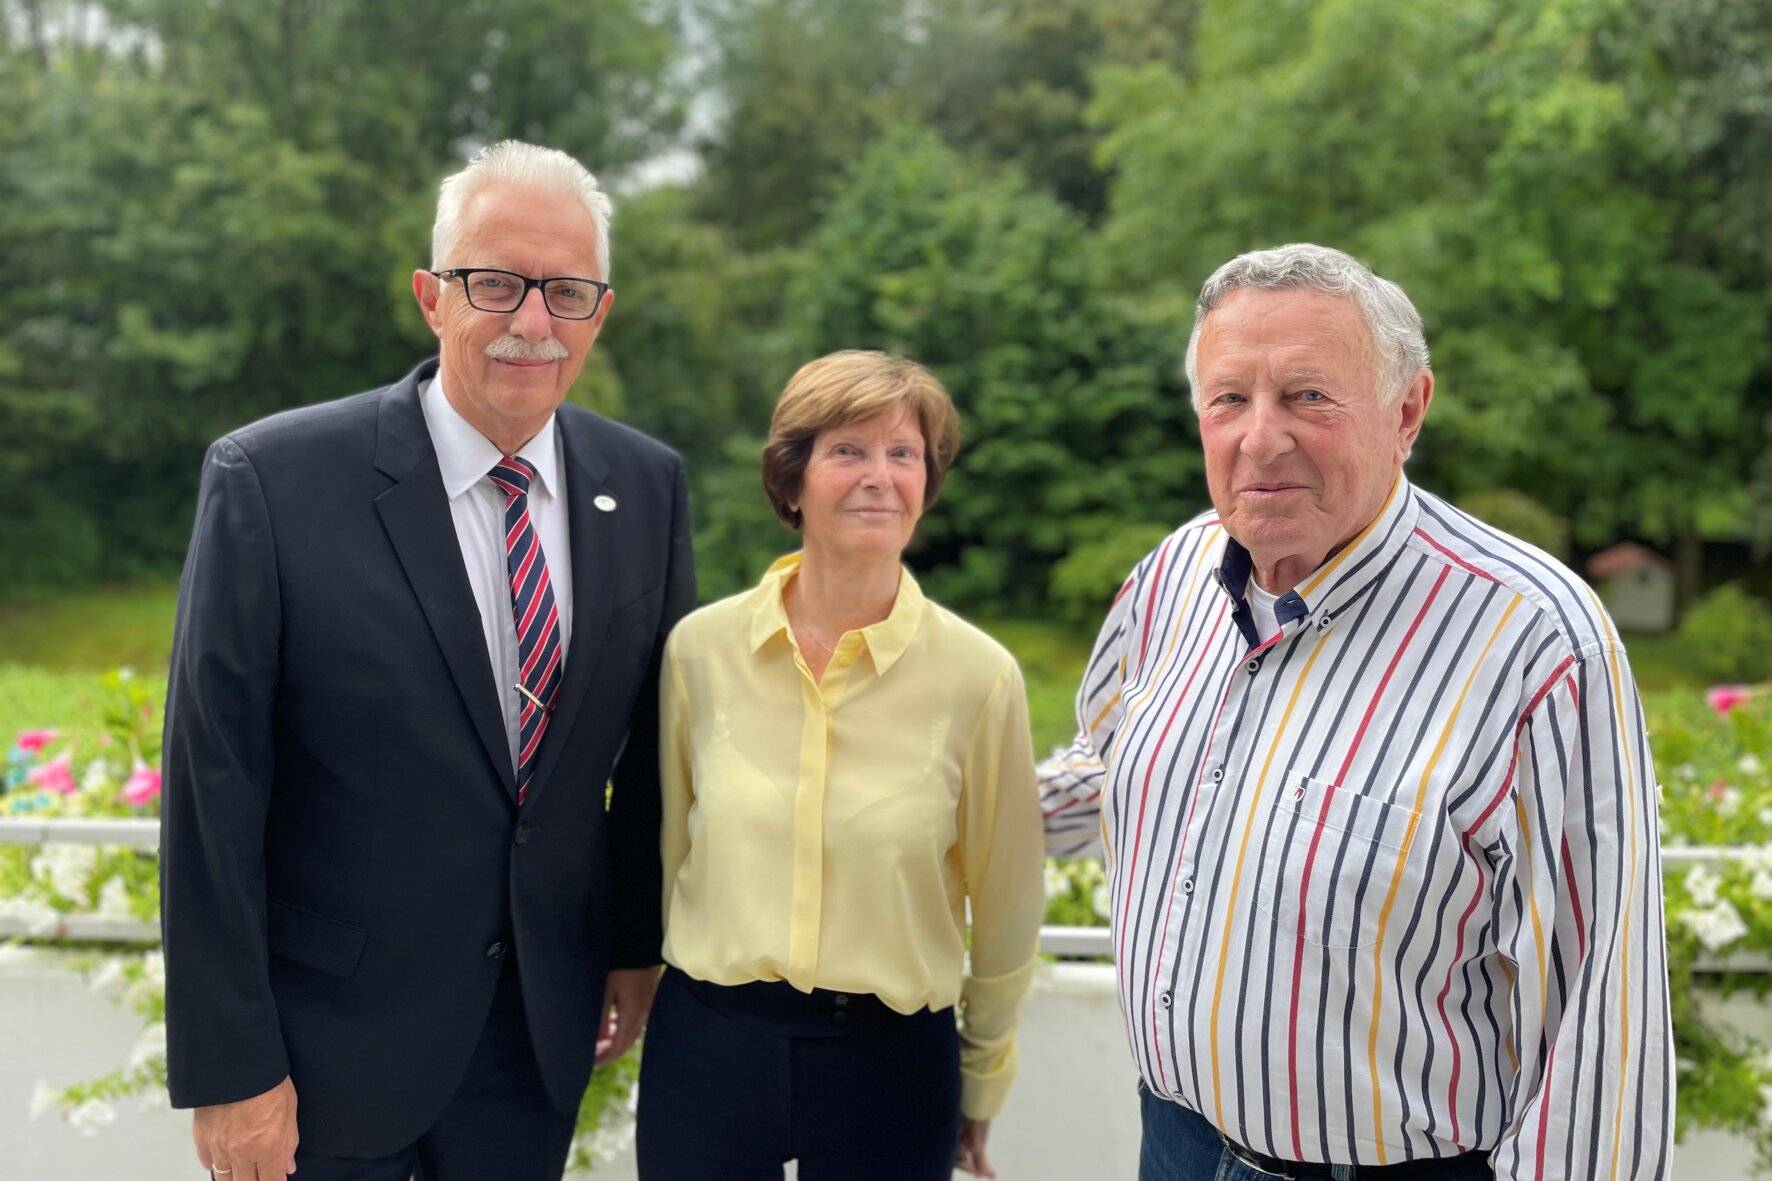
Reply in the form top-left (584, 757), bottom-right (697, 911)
top-left (430, 141), bottom-right (613, 278)
top-left (1183, 243), bottom-right (1429, 409)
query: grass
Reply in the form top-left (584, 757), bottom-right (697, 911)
top-left (0, 580), bottom-right (178, 672)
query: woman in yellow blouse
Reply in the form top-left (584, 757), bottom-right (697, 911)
top-left (635, 350), bottom-right (1045, 1180)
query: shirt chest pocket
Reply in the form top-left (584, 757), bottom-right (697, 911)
top-left (1253, 772), bottom-right (1421, 951)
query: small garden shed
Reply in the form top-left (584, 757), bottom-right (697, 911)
top-left (1588, 542), bottom-right (1678, 633)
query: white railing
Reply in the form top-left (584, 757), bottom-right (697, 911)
top-left (0, 820), bottom-right (1761, 959)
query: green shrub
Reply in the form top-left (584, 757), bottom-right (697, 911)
top-left (1048, 518), bottom-right (1174, 625)
top-left (1456, 489), bottom-right (1571, 561)
top-left (1676, 583), bottom-right (1772, 683)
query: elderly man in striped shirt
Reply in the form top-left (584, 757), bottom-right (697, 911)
top-left (1040, 243), bottom-right (1672, 1180)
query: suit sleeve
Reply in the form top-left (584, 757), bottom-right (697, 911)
top-left (159, 436), bottom-right (290, 1108)
top-left (607, 453), bottom-right (696, 968)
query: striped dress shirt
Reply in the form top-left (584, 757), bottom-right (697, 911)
top-left (1039, 478), bottom-right (1672, 1179)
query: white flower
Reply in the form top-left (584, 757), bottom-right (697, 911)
top-left (138, 1087), bottom-right (171, 1114)
top-left (95, 876), bottom-right (134, 921)
top-left (1716, 787), bottom-right (1742, 816)
top-left (80, 758), bottom-right (114, 792)
top-left (1092, 882), bottom-right (1112, 920)
top-left (1751, 870), bottom-right (1772, 903)
top-left (1740, 753), bottom-right (1764, 777)
top-left (1680, 900), bottom-right (1750, 953)
top-left (1676, 763), bottom-right (1698, 782)
top-left (29, 1080), bottom-right (62, 1120)
top-left (1043, 863), bottom-right (1069, 900)
top-left (580, 1105), bottom-right (638, 1164)
top-left (0, 894), bottom-right (63, 936)
top-left (1759, 807), bottom-right (1772, 828)
top-left (128, 1023), bottom-right (167, 1072)
top-left (1684, 864), bottom-right (1723, 907)
top-left (30, 842), bottom-right (98, 903)
top-left (88, 957), bottom-right (127, 994)
top-left (125, 950), bottom-right (167, 1008)
top-left (66, 1098), bottom-right (116, 1137)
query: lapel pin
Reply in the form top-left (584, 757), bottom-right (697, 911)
top-left (594, 494), bottom-right (617, 513)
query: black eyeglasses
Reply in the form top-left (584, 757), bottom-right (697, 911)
top-left (431, 268), bottom-right (611, 320)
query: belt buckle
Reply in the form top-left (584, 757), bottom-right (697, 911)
top-left (1218, 1133), bottom-right (1296, 1179)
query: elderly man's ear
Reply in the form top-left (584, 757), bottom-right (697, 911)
top-left (1396, 369), bottom-right (1434, 463)
top-left (411, 269), bottom-right (444, 334)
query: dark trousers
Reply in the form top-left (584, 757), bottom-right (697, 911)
top-left (1139, 1085), bottom-right (1491, 1181)
top-left (290, 957), bottom-right (576, 1181)
top-left (636, 966), bottom-right (962, 1180)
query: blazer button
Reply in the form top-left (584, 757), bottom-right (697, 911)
top-left (485, 941), bottom-right (507, 959)
top-left (514, 823), bottom-right (532, 846)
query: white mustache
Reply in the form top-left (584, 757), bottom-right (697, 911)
top-left (484, 336), bottom-right (569, 363)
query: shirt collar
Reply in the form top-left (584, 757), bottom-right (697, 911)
top-left (748, 552), bottom-right (927, 676)
top-left (1214, 475), bottom-right (1418, 642)
top-left (421, 368), bottom-right (562, 502)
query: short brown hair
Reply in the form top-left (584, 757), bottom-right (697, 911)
top-left (761, 350), bottom-right (962, 530)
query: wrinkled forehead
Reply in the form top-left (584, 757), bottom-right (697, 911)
top-left (454, 184), bottom-right (602, 276)
top-left (1198, 288), bottom-right (1377, 379)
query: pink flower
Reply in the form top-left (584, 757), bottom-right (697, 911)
top-left (14, 728), bottom-right (59, 755)
top-left (25, 752), bottom-right (77, 795)
top-left (120, 763), bottom-right (162, 808)
top-left (1706, 685), bottom-right (1751, 715)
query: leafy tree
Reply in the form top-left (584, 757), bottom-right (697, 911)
top-left (784, 127), bottom-right (1200, 610)
top-left (1091, 0), bottom-right (1771, 601)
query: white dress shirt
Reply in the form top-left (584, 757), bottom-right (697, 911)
top-left (420, 372), bottom-right (574, 772)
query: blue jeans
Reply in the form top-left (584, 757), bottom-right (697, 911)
top-left (1138, 1085), bottom-right (1492, 1181)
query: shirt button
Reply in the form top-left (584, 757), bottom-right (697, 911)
top-left (1246, 658), bottom-right (1261, 675)
top-left (485, 941), bottom-right (506, 959)
top-left (1209, 767), bottom-right (1224, 783)
top-left (1318, 613), bottom-right (1334, 630)
top-left (1181, 878), bottom-right (1194, 894)
top-left (1158, 991), bottom-right (1173, 1009)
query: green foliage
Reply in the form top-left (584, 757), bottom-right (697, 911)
top-left (787, 127), bottom-right (1201, 611)
top-left (1676, 584), bottom-right (1772, 684)
top-left (1091, 0), bottom-right (1771, 572)
top-left (0, 0), bottom-right (684, 592)
top-left (1049, 518), bottom-right (1174, 625)
top-left (1455, 489), bottom-right (1571, 561)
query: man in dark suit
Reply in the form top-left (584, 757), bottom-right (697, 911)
top-left (159, 140), bottom-right (694, 1180)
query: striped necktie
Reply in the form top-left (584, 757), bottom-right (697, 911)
top-left (487, 455), bottom-right (563, 805)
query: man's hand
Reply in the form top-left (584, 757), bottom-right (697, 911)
top-left (192, 1075), bottom-right (298, 1180)
top-left (955, 1117), bottom-right (996, 1178)
top-left (595, 966), bottom-right (661, 1064)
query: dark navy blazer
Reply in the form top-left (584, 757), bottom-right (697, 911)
top-left (159, 357), bottom-right (694, 1156)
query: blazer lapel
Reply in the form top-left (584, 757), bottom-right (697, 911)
top-left (524, 409), bottom-right (615, 803)
top-left (372, 362), bottom-right (517, 801)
